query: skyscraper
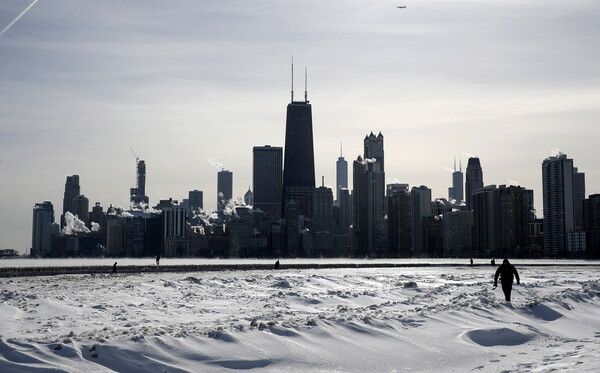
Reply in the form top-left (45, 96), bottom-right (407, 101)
top-left (130, 160), bottom-right (149, 206)
top-left (281, 66), bottom-right (315, 256)
top-left (188, 190), bottom-right (203, 212)
top-left (336, 144), bottom-right (348, 202)
top-left (465, 157), bottom-right (483, 210)
top-left (32, 201), bottom-right (55, 257)
top-left (573, 167), bottom-right (586, 229)
top-left (353, 133), bottom-right (386, 257)
top-left (387, 183), bottom-right (412, 257)
top-left (364, 132), bottom-right (384, 171)
top-left (253, 145), bottom-right (282, 223)
top-left (217, 170), bottom-right (233, 212)
top-left (62, 175), bottom-right (80, 226)
top-left (449, 158), bottom-right (464, 204)
top-left (411, 185), bottom-right (432, 256)
top-left (71, 195), bottom-right (89, 223)
top-left (542, 153), bottom-right (577, 257)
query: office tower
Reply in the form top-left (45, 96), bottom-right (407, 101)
top-left (253, 145), bottom-right (282, 222)
top-left (312, 184), bottom-right (334, 256)
top-left (472, 185), bottom-right (500, 257)
top-left (244, 188), bottom-right (254, 206)
top-left (336, 144), bottom-right (348, 202)
top-left (443, 210), bottom-right (473, 257)
top-left (465, 157), bottom-right (483, 210)
top-left (524, 189), bottom-right (536, 222)
top-left (542, 153), bottom-right (577, 257)
top-left (281, 66), bottom-right (315, 256)
top-left (364, 132), bottom-right (384, 171)
top-left (497, 185), bottom-right (530, 257)
top-left (130, 160), bottom-right (149, 206)
top-left (353, 135), bottom-right (386, 257)
top-left (89, 202), bottom-right (107, 233)
top-left (573, 167), bottom-right (586, 229)
top-left (337, 188), bottom-right (352, 235)
top-left (217, 170), bottom-right (233, 212)
top-left (188, 190), bottom-right (203, 212)
top-left (62, 175), bottom-right (80, 225)
top-left (448, 158), bottom-right (464, 204)
top-left (411, 185), bottom-right (432, 256)
top-left (32, 201), bottom-right (55, 257)
top-left (158, 199), bottom-right (188, 256)
top-left (387, 183), bottom-right (411, 257)
top-left (583, 194), bottom-right (600, 258)
top-left (71, 195), bottom-right (90, 223)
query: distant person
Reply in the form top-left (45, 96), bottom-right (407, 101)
top-left (274, 260), bottom-right (280, 270)
top-left (491, 258), bottom-right (496, 266)
top-left (112, 262), bottom-right (117, 274)
top-left (494, 259), bottom-right (520, 302)
top-left (470, 258), bottom-right (474, 266)
top-left (156, 254), bottom-right (160, 266)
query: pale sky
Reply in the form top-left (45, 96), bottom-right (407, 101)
top-left (1, 0), bottom-right (599, 253)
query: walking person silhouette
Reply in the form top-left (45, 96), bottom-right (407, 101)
top-left (494, 259), bottom-right (520, 302)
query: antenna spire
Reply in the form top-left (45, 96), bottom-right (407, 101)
top-left (322, 176), bottom-right (324, 187)
top-left (304, 67), bottom-right (308, 102)
top-left (340, 142), bottom-right (343, 157)
top-left (291, 55), bottom-right (294, 103)
top-left (454, 157), bottom-right (456, 172)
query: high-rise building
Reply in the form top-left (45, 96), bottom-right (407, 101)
top-left (387, 183), bottom-right (411, 257)
top-left (353, 133), bottom-right (386, 257)
top-left (472, 185), bottom-right (500, 257)
top-left (130, 160), bottom-right (149, 206)
top-left (62, 175), bottom-right (80, 225)
top-left (448, 158), bottom-right (464, 204)
top-left (443, 210), bottom-right (473, 257)
top-left (253, 145), bottom-right (282, 223)
top-left (32, 201), bottom-right (56, 257)
top-left (312, 184), bottom-right (334, 256)
top-left (71, 195), bottom-right (89, 223)
top-left (411, 185), bottom-right (432, 256)
top-left (524, 189), bottom-right (536, 222)
top-left (158, 199), bottom-right (188, 256)
top-left (336, 144), bottom-right (348, 202)
top-left (542, 153), bottom-right (578, 257)
top-left (217, 170), bottom-right (233, 212)
top-left (281, 66), bottom-right (315, 256)
top-left (573, 167), bottom-right (586, 229)
top-left (364, 132), bottom-right (384, 171)
top-left (465, 157), bottom-right (483, 211)
top-left (244, 188), bottom-right (254, 206)
top-left (188, 190), bottom-right (203, 212)
top-left (583, 194), bottom-right (600, 259)
top-left (497, 185), bottom-right (530, 257)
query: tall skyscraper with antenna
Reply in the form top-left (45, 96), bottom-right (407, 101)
top-left (282, 61), bottom-right (315, 256)
top-left (336, 144), bottom-right (348, 202)
top-left (449, 158), bottom-right (464, 204)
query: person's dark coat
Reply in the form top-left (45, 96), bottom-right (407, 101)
top-left (494, 259), bottom-right (520, 301)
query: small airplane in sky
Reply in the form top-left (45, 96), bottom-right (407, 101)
top-left (397, 5), bottom-right (406, 8)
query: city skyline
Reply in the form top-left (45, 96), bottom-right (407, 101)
top-left (2, 0), bottom-right (600, 253)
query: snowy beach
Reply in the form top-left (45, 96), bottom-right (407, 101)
top-left (1, 262), bottom-right (599, 372)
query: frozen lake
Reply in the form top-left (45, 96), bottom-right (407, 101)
top-left (1, 263), bottom-right (599, 372)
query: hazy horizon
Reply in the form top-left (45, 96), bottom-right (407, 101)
top-left (2, 0), bottom-right (599, 253)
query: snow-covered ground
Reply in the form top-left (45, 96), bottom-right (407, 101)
top-left (1, 263), bottom-right (599, 372)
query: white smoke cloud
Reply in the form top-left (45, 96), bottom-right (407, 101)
top-left (463, 152), bottom-right (476, 159)
top-left (441, 166), bottom-right (454, 173)
top-left (550, 148), bottom-right (565, 157)
top-left (62, 212), bottom-right (90, 235)
top-left (360, 158), bottom-right (377, 165)
top-left (206, 156), bottom-right (225, 171)
top-left (507, 179), bottom-right (520, 186)
top-left (91, 222), bottom-right (101, 232)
